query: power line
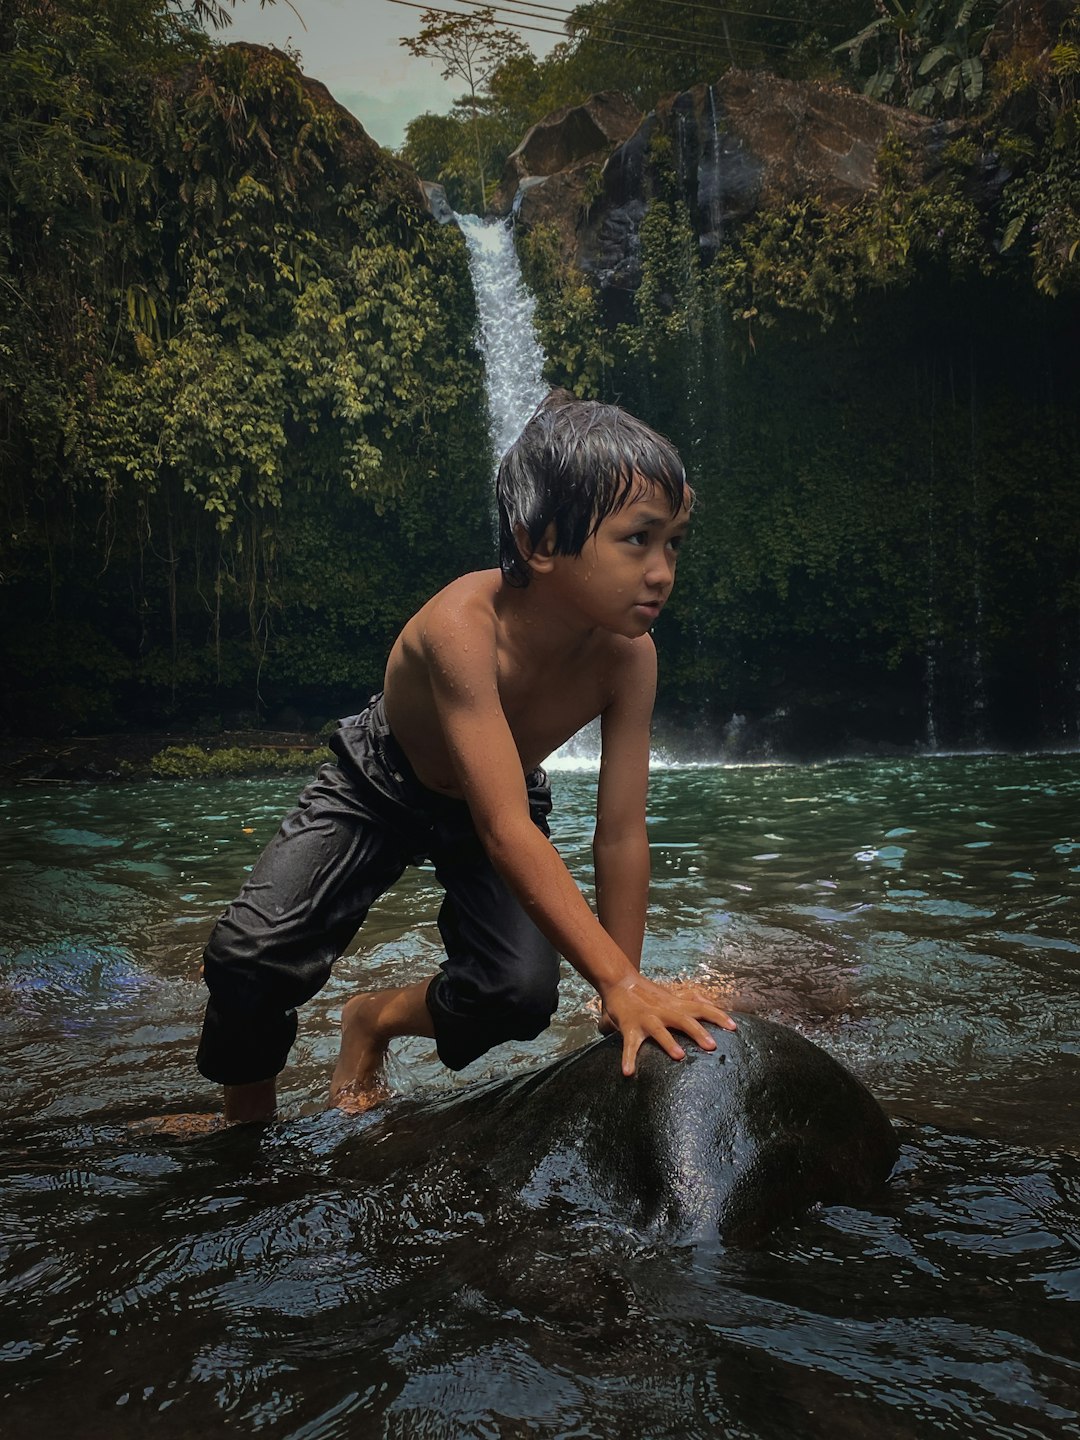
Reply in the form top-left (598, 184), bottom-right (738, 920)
top-left (389, 0), bottom-right (583, 43)
top-left (388, 0), bottom-right (798, 65)
top-left (494, 0), bottom-right (847, 35)
top-left (451, 0), bottom-right (797, 54)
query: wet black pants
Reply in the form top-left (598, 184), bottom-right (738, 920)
top-left (196, 696), bottom-right (560, 1085)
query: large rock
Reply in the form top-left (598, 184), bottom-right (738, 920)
top-left (336, 1016), bottom-right (898, 1246)
top-left (499, 73), bottom-right (966, 297)
top-left (491, 92), bottom-right (642, 257)
top-left (576, 72), bottom-right (950, 292)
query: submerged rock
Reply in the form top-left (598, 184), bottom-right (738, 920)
top-left (337, 1016), bottom-right (898, 1246)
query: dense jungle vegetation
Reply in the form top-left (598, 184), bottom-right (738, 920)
top-left (0, 0), bottom-right (490, 735)
top-left (2, 0), bottom-right (1079, 749)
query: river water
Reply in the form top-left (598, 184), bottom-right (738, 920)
top-left (1, 754), bottom-right (1078, 1437)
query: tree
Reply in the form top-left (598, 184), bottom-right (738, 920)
top-left (400, 7), bottom-right (527, 211)
top-left (835, 0), bottom-right (1000, 115)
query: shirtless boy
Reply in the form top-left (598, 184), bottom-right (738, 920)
top-left (197, 392), bottom-right (735, 1124)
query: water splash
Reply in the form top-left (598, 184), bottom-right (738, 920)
top-left (455, 214), bottom-right (547, 466)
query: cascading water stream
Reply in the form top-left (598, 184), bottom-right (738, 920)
top-left (698, 84), bottom-right (725, 248)
top-left (453, 211), bottom-right (721, 768)
top-left (455, 212), bottom-right (608, 768)
top-left (455, 213), bottom-right (547, 467)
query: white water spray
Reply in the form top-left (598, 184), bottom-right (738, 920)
top-left (455, 214), bottom-right (548, 465)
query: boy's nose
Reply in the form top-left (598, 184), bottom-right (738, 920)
top-left (645, 552), bottom-right (675, 590)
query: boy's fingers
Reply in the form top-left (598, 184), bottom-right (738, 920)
top-left (646, 1021), bottom-right (686, 1065)
top-left (620, 1023), bottom-right (683, 1075)
top-left (669, 1017), bottom-right (718, 1051)
top-left (681, 992), bottom-right (737, 1031)
top-left (701, 1005), bottom-right (737, 1032)
top-left (620, 1029), bottom-right (642, 1076)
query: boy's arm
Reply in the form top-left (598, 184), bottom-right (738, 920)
top-left (423, 607), bottom-right (733, 1074)
top-left (593, 637), bottom-right (655, 969)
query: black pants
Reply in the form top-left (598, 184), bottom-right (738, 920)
top-left (196, 695), bottom-right (560, 1085)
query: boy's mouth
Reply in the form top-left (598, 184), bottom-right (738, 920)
top-left (635, 599), bottom-right (664, 619)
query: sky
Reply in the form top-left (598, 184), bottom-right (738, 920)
top-left (219, 0), bottom-right (559, 151)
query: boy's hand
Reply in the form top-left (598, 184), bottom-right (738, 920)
top-left (599, 975), bottom-right (737, 1077)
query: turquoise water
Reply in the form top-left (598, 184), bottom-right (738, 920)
top-left (1, 754), bottom-right (1078, 1435)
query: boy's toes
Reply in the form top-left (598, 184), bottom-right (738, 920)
top-left (330, 1077), bottom-right (389, 1114)
top-left (131, 1113), bottom-right (224, 1140)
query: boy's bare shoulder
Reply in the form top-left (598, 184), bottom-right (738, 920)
top-left (600, 630), bottom-right (658, 702)
top-left (398, 570), bottom-right (501, 651)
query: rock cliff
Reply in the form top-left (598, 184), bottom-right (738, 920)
top-left (494, 71), bottom-right (962, 295)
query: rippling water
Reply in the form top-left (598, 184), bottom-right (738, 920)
top-left (1, 754), bottom-right (1078, 1437)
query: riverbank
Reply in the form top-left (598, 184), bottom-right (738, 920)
top-left (0, 731), bottom-right (329, 783)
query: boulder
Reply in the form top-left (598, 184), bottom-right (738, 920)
top-left (496, 74), bottom-right (975, 296)
top-left (335, 1016), bottom-right (898, 1246)
top-left (576, 72), bottom-right (949, 291)
top-left (420, 180), bottom-right (456, 225)
top-left (491, 92), bottom-right (642, 254)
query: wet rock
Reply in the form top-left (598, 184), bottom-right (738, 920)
top-left (501, 74), bottom-right (986, 299)
top-left (338, 1016), bottom-right (898, 1246)
top-left (421, 181), bottom-right (455, 225)
top-left (577, 73), bottom-right (949, 288)
top-left (493, 92), bottom-right (642, 218)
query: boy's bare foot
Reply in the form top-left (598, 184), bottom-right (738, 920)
top-left (132, 1113), bottom-right (224, 1139)
top-left (330, 993), bottom-right (392, 1113)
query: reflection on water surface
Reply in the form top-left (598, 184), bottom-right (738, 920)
top-left (1, 754), bottom-right (1078, 1437)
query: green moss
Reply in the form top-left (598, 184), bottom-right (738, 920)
top-left (149, 744), bottom-right (330, 778)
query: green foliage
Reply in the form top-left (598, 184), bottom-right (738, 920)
top-left (0, 0), bottom-right (492, 733)
top-left (516, 222), bottom-right (613, 395)
top-left (837, 0), bottom-right (999, 115)
top-left (551, 0), bottom-right (867, 106)
top-left (707, 134), bottom-right (989, 329)
top-left (997, 34), bottom-right (1080, 296)
top-left (401, 108), bottom-right (521, 214)
top-left (399, 7), bottom-right (528, 212)
top-left (518, 155), bottom-right (1080, 744)
top-left (149, 742), bottom-right (329, 777)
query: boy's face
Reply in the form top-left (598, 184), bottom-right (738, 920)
top-left (541, 478), bottom-right (692, 638)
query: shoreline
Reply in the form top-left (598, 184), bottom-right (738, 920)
top-left (4, 730), bottom-right (1079, 786)
top-left (0, 730), bottom-right (329, 783)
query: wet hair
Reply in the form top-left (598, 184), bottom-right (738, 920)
top-left (497, 389), bottom-right (687, 587)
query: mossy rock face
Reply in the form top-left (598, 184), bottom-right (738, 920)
top-left (149, 744), bottom-right (330, 779)
top-left (334, 1016), bottom-right (899, 1246)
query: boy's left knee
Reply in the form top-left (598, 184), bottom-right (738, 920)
top-left (425, 951), bottom-right (560, 1071)
top-left (498, 963), bottom-right (560, 1035)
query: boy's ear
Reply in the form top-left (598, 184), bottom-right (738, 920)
top-left (516, 522), bottom-right (557, 575)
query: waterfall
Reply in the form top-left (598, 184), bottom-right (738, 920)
top-left (925, 370), bottom-right (939, 751)
top-left (698, 84), bottom-right (725, 248)
top-left (454, 213), bottom-right (596, 767)
top-left (455, 214), bottom-right (548, 466)
top-left (968, 357), bottom-right (988, 746)
top-left (453, 212), bottom-right (712, 771)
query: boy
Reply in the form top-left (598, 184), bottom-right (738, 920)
top-left (197, 392), bottom-right (735, 1124)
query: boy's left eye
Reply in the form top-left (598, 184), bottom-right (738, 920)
top-left (625, 532), bottom-right (647, 546)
